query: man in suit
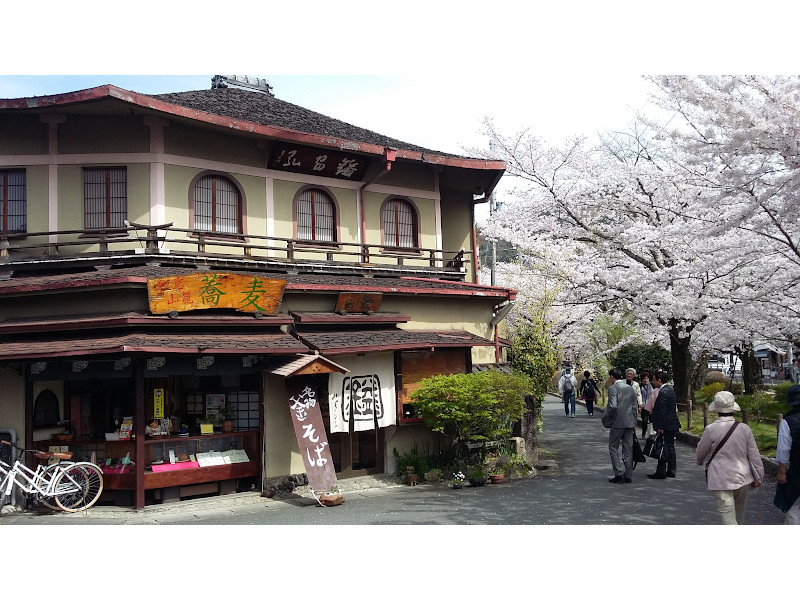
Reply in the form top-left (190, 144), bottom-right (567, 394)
top-left (606, 367), bottom-right (639, 483)
top-left (649, 370), bottom-right (681, 479)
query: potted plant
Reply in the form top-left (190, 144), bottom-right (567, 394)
top-left (197, 416), bottom-right (216, 435)
top-left (467, 465), bottom-right (487, 487)
top-left (489, 470), bottom-right (505, 484)
top-left (450, 470), bottom-right (466, 489)
top-left (218, 403), bottom-right (235, 433)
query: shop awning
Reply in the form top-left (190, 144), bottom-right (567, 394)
top-left (294, 328), bottom-right (495, 355)
top-left (0, 331), bottom-right (308, 361)
top-left (269, 354), bottom-right (349, 377)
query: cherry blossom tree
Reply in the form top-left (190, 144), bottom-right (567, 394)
top-left (474, 112), bottom-right (787, 409)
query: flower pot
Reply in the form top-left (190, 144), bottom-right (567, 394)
top-left (221, 419), bottom-right (234, 433)
top-left (451, 484), bottom-right (463, 490)
top-left (489, 474), bottom-right (505, 484)
top-left (469, 478), bottom-right (486, 487)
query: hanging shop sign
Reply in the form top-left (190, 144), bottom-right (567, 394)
top-left (147, 272), bottom-right (285, 315)
top-left (328, 353), bottom-right (396, 433)
top-left (154, 389), bottom-right (165, 419)
top-left (286, 378), bottom-right (338, 494)
top-left (269, 142), bottom-right (370, 181)
top-left (334, 292), bottom-right (382, 315)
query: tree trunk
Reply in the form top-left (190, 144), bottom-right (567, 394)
top-left (739, 340), bottom-right (763, 395)
top-left (669, 321), bottom-right (693, 430)
top-left (521, 394), bottom-right (538, 464)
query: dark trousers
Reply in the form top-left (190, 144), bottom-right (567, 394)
top-left (585, 398), bottom-right (595, 415)
top-left (655, 430), bottom-right (677, 476)
top-left (640, 409), bottom-right (651, 437)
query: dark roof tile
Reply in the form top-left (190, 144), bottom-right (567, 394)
top-left (151, 88), bottom-right (462, 158)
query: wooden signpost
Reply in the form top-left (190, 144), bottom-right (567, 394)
top-left (286, 378), bottom-right (338, 495)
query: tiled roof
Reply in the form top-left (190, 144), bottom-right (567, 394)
top-left (0, 265), bottom-right (512, 298)
top-left (152, 88), bottom-right (461, 158)
top-left (295, 328), bottom-right (493, 355)
top-left (0, 331), bottom-right (307, 360)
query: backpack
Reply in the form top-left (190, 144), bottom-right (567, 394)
top-left (563, 376), bottom-right (574, 392)
top-left (583, 381), bottom-right (596, 398)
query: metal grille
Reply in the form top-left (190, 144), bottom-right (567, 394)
top-left (84, 167), bottom-right (127, 229)
top-left (193, 174), bottom-right (240, 234)
top-left (382, 198), bottom-right (416, 248)
top-left (296, 188), bottom-right (335, 242)
top-left (0, 169), bottom-right (26, 233)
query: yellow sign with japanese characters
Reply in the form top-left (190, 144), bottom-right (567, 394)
top-left (147, 273), bottom-right (285, 315)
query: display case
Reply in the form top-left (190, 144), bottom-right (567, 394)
top-left (143, 430), bottom-right (259, 490)
top-left (35, 439), bottom-right (136, 490)
top-left (35, 430), bottom-right (260, 501)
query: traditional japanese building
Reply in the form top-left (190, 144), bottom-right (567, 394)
top-left (0, 76), bottom-right (513, 508)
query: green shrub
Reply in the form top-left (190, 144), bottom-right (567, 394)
top-left (738, 390), bottom-right (786, 422)
top-left (772, 381), bottom-right (795, 407)
top-left (705, 371), bottom-right (726, 384)
top-left (410, 370), bottom-right (533, 445)
top-left (392, 446), bottom-right (430, 478)
top-left (699, 382), bottom-right (725, 402)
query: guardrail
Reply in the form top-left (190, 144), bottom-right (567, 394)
top-left (0, 222), bottom-right (471, 275)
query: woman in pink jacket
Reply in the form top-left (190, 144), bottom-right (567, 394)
top-left (696, 391), bottom-right (764, 525)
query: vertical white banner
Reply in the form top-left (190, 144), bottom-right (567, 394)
top-left (329, 353), bottom-right (397, 432)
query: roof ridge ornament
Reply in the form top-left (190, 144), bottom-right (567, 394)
top-left (211, 75), bottom-right (274, 96)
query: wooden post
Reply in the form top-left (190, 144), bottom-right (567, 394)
top-left (777, 413), bottom-right (783, 434)
top-left (702, 403), bottom-right (708, 428)
top-left (741, 408), bottom-right (749, 424)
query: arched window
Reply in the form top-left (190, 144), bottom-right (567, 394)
top-left (33, 389), bottom-right (60, 429)
top-left (381, 197), bottom-right (418, 249)
top-left (192, 174), bottom-right (242, 235)
top-left (296, 188), bottom-right (336, 243)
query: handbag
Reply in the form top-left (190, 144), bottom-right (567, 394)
top-left (632, 437), bottom-right (646, 466)
top-left (704, 421), bottom-right (739, 483)
top-left (750, 460), bottom-right (762, 487)
top-left (643, 434), bottom-right (664, 460)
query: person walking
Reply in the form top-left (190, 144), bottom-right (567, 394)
top-left (775, 384), bottom-right (800, 524)
top-left (579, 370), bottom-right (601, 417)
top-left (639, 373), bottom-right (653, 439)
top-left (606, 367), bottom-right (638, 483)
top-left (648, 370), bottom-right (680, 479)
top-left (625, 368), bottom-right (643, 408)
top-left (559, 367), bottom-right (579, 418)
top-left (696, 391), bottom-right (764, 525)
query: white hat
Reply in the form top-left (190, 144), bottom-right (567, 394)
top-left (708, 390), bottom-right (740, 413)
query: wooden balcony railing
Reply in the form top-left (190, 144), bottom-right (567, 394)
top-left (0, 223), bottom-right (471, 277)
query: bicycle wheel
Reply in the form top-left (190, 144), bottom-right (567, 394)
top-left (40, 462), bottom-right (74, 511)
top-left (53, 464), bottom-right (104, 512)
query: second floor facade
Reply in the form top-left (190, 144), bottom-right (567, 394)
top-left (0, 84), bottom-right (504, 281)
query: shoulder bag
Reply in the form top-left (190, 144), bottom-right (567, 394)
top-left (704, 421), bottom-right (739, 483)
top-left (643, 434), bottom-right (664, 460)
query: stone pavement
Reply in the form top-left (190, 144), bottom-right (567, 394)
top-left (0, 393), bottom-right (787, 525)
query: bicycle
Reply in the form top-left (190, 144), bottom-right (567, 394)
top-left (0, 440), bottom-right (104, 513)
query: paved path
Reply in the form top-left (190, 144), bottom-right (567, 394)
top-left (1, 394), bottom-right (786, 525)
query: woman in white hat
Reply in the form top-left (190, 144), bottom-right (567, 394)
top-left (696, 390), bottom-right (764, 525)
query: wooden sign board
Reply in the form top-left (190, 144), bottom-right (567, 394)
top-left (148, 273), bottom-right (285, 315)
top-left (335, 292), bottom-right (382, 315)
top-left (286, 378), bottom-right (338, 494)
top-left (269, 143), bottom-right (370, 181)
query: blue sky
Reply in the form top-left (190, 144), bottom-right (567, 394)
top-left (0, 73), bottom-right (652, 155)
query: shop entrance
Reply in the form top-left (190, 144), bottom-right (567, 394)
top-left (304, 374), bottom-right (384, 478)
